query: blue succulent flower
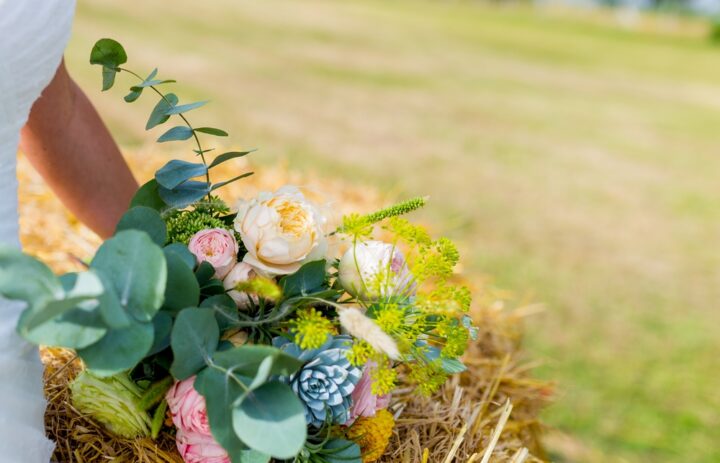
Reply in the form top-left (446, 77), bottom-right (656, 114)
top-left (273, 335), bottom-right (362, 427)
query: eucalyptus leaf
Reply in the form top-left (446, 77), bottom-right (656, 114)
top-left (164, 243), bottom-right (196, 270)
top-left (208, 151), bottom-right (254, 169)
top-left (77, 319), bottom-right (154, 377)
top-left (115, 206), bottom-right (167, 246)
top-left (130, 179), bottom-right (166, 212)
top-left (157, 126), bottom-right (194, 143)
top-left (21, 271), bottom-right (103, 331)
top-left (170, 308), bottom-right (219, 380)
top-left (94, 271), bottom-right (132, 329)
top-left (148, 311), bottom-right (173, 356)
top-left (163, 251), bottom-right (200, 314)
top-left (0, 246), bottom-right (62, 305)
top-left (194, 127), bottom-right (228, 137)
top-left (194, 368), bottom-right (259, 463)
top-left (211, 172), bottom-right (253, 192)
top-left (155, 160), bottom-right (208, 190)
top-left (321, 439), bottom-right (362, 463)
top-left (18, 305), bottom-right (107, 349)
top-left (146, 93), bottom-right (179, 130)
top-left (194, 261), bottom-right (216, 285)
top-left (199, 294), bottom-right (238, 330)
top-left (212, 345), bottom-right (303, 379)
top-left (89, 38), bottom-right (127, 68)
top-left (101, 66), bottom-right (118, 91)
top-left (165, 100), bottom-right (208, 115)
top-left (279, 260), bottom-right (327, 298)
top-left (232, 381), bottom-right (306, 459)
top-left (158, 181), bottom-right (210, 209)
top-left (91, 230), bottom-right (167, 323)
top-left (124, 88), bottom-right (142, 103)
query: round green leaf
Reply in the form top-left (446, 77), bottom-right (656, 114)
top-left (0, 246), bottom-right (61, 305)
top-left (116, 206), bottom-right (167, 246)
top-left (163, 251), bottom-right (200, 314)
top-left (131, 180), bottom-right (166, 212)
top-left (170, 308), bottom-right (219, 380)
top-left (91, 230), bottom-right (167, 323)
top-left (164, 243), bottom-right (196, 270)
top-left (89, 38), bottom-right (127, 68)
top-left (77, 319), bottom-right (154, 377)
top-left (232, 381), bottom-right (307, 459)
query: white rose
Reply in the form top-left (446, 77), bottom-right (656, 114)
top-left (338, 240), bottom-right (415, 300)
top-left (222, 262), bottom-right (259, 309)
top-left (233, 186), bottom-right (327, 275)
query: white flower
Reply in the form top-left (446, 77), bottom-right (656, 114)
top-left (222, 262), bottom-right (258, 309)
top-left (338, 240), bottom-right (414, 300)
top-left (338, 307), bottom-right (400, 360)
top-left (233, 186), bottom-right (327, 275)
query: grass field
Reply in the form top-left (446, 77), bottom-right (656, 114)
top-left (65, 1), bottom-right (720, 461)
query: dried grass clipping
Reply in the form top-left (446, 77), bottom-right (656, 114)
top-left (18, 150), bottom-right (552, 463)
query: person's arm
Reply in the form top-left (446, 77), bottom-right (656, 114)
top-left (20, 60), bottom-right (137, 239)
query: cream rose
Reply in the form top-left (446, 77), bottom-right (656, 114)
top-left (338, 240), bottom-right (414, 300)
top-left (233, 186), bottom-right (326, 275)
top-left (222, 262), bottom-right (258, 309)
top-left (187, 228), bottom-right (238, 279)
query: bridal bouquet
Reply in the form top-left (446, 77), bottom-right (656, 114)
top-left (0, 39), bottom-right (476, 463)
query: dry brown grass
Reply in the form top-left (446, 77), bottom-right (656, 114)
top-left (18, 150), bottom-right (551, 462)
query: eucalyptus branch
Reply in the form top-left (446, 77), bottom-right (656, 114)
top-left (118, 67), bottom-right (213, 197)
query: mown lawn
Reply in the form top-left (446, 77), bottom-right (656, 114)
top-left (65, 1), bottom-right (720, 461)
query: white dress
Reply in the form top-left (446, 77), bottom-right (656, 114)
top-left (0, 1), bottom-right (76, 461)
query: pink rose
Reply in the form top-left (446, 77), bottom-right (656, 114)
top-left (166, 377), bottom-right (210, 435)
top-left (348, 363), bottom-right (391, 423)
top-left (188, 228), bottom-right (238, 279)
top-left (176, 429), bottom-right (230, 463)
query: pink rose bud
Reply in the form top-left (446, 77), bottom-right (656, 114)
top-left (348, 362), bottom-right (391, 424)
top-left (176, 429), bottom-right (230, 463)
top-left (166, 377), bottom-right (210, 435)
top-left (188, 228), bottom-right (238, 280)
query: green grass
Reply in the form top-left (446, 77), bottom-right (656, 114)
top-left (66, 1), bottom-right (720, 461)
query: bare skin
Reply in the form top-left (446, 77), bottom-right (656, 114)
top-left (20, 60), bottom-right (137, 239)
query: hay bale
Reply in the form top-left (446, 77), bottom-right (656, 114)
top-left (17, 150), bottom-right (552, 462)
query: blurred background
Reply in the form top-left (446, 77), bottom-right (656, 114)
top-left (63, 0), bottom-right (720, 461)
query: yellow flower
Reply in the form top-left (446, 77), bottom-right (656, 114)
top-left (346, 409), bottom-right (395, 462)
top-left (290, 308), bottom-right (334, 350)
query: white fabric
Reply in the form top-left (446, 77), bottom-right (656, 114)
top-left (0, 1), bottom-right (76, 461)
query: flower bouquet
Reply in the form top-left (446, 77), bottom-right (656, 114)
top-left (0, 39), bottom-right (480, 463)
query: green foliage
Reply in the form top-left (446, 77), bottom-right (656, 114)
top-left (130, 179), bottom-right (166, 212)
top-left (170, 308), bottom-right (219, 380)
top-left (146, 93), bottom-right (179, 130)
top-left (89, 38), bottom-right (127, 91)
top-left (232, 381), bottom-right (307, 459)
top-left (157, 126), bottom-right (194, 143)
top-left (162, 250), bottom-right (200, 313)
top-left (158, 181), bottom-right (211, 209)
top-left (211, 172), bottom-right (254, 192)
top-left (155, 160), bottom-right (208, 190)
top-left (91, 230), bottom-right (167, 323)
top-left (77, 319), bottom-right (154, 377)
top-left (208, 150), bottom-right (254, 169)
top-left (194, 127), bottom-right (228, 137)
top-left (115, 206), bottom-right (167, 246)
top-left (194, 344), bottom-right (305, 460)
top-left (279, 260), bottom-right (327, 298)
